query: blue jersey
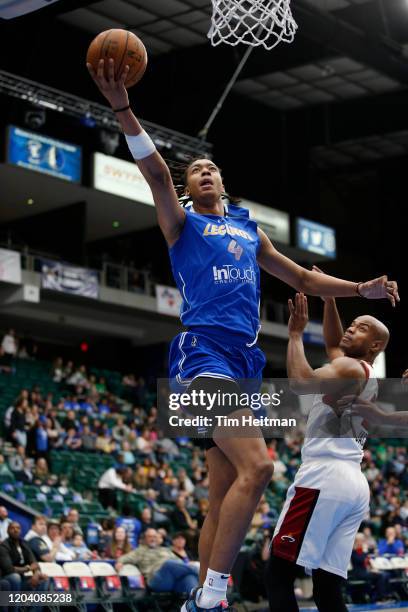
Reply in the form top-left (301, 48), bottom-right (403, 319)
top-left (168, 203), bottom-right (261, 346)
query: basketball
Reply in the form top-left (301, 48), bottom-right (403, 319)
top-left (86, 29), bottom-right (147, 89)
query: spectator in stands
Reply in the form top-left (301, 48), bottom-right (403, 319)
top-left (33, 417), bottom-right (49, 460)
top-left (144, 489), bottom-right (170, 526)
top-left (177, 468), bottom-right (195, 495)
top-left (0, 521), bottom-right (48, 598)
top-left (61, 409), bottom-right (78, 432)
top-left (52, 357), bottom-right (64, 382)
top-left (104, 526), bottom-right (132, 559)
top-left (98, 466), bottom-right (134, 509)
top-left (66, 533), bottom-right (93, 560)
top-left (18, 457), bottom-right (34, 483)
top-left (96, 376), bottom-right (107, 394)
top-left (60, 520), bottom-right (76, 544)
top-left (116, 505), bottom-right (142, 549)
top-left (122, 373), bottom-right (137, 387)
top-left (362, 526), bottom-right (377, 553)
top-left (9, 400), bottom-right (29, 448)
top-left (67, 365), bottom-right (88, 388)
top-left (0, 507), bottom-right (12, 542)
top-left (193, 474), bottom-right (210, 501)
top-left (239, 529), bottom-right (271, 603)
top-left (399, 500), bottom-right (408, 522)
top-left (196, 498), bottom-right (209, 529)
top-left (378, 526), bottom-right (405, 555)
top-left (171, 533), bottom-right (191, 563)
top-left (1, 329), bottom-right (17, 363)
top-left (8, 445), bottom-right (25, 474)
top-left (25, 516), bottom-right (61, 563)
top-left (0, 455), bottom-right (13, 479)
top-left (119, 440), bottom-right (136, 466)
top-left (139, 507), bottom-right (157, 534)
top-left (0, 346), bottom-right (12, 374)
top-left (45, 416), bottom-right (62, 450)
top-left (32, 457), bottom-right (50, 485)
top-left (46, 523), bottom-right (74, 561)
top-left (129, 406), bottom-right (144, 429)
top-left (81, 425), bottom-right (97, 451)
top-left (99, 518), bottom-right (115, 556)
top-left (64, 427), bottom-right (82, 451)
top-left (350, 533), bottom-right (390, 603)
top-left (62, 360), bottom-right (74, 380)
top-left (115, 528), bottom-right (199, 594)
top-left (158, 476), bottom-right (182, 503)
top-left (156, 433), bottom-right (180, 462)
top-left (112, 417), bottom-right (130, 443)
top-left (364, 460), bottom-right (380, 483)
top-left (95, 426), bottom-right (115, 454)
top-left (136, 427), bottom-right (155, 458)
top-left (170, 495), bottom-right (198, 554)
top-left (65, 509), bottom-right (83, 536)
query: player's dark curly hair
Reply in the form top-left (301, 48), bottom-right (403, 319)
top-left (167, 156), bottom-right (241, 205)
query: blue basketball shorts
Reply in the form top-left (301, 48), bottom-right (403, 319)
top-left (168, 330), bottom-right (266, 394)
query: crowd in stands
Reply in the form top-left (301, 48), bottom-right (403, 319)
top-left (1, 330), bottom-right (408, 605)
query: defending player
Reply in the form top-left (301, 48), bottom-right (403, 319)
top-left (267, 292), bottom-right (389, 612)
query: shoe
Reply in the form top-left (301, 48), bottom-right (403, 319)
top-left (180, 587), bottom-right (236, 612)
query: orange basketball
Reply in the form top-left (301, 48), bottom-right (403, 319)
top-left (86, 29), bottom-right (147, 89)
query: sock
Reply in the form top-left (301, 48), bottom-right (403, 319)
top-left (196, 568), bottom-right (229, 608)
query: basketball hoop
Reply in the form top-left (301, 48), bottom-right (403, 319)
top-left (208, 0), bottom-right (298, 50)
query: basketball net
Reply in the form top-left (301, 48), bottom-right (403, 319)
top-left (208, 0), bottom-right (298, 50)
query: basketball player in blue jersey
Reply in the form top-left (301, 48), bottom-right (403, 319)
top-left (267, 291), bottom-right (390, 612)
top-left (87, 59), bottom-right (399, 612)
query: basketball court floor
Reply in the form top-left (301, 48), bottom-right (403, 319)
top-left (248, 602), bottom-right (408, 611)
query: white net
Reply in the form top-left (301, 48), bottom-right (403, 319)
top-left (208, 0), bottom-right (298, 50)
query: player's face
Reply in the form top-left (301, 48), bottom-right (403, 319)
top-left (186, 159), bottom-right (224, 204)
top-left (339, 317), bottom-right (376, 357)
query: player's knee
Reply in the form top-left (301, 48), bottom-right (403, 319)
top-left (252, 458), bottom-right (274, 485)
top-left (240, 458), bottom-right (274, 491)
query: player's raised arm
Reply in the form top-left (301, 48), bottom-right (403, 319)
top-left (312, 265), bottom-right (345, 361)
top-left (257, 228), bottom-right (399, 306)
top-left (87, 59), bottom-right (185, 246)
top-left (286, 293), bottom-right (366, 398)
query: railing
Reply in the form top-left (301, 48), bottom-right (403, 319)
top-left (1, 242), bottom-right (291, 323)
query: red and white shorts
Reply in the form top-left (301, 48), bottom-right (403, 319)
top-left (271, 458), bottom-right (369, 579)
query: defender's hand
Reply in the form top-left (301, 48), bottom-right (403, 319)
top-left (359, 276), bottom-right (399, 307)
top-left (87, 58), bottom-right (129, 110)
top-left (288, 292), bottom-right (309, 336)
top-left (338, 395), bottom-right (386, 425)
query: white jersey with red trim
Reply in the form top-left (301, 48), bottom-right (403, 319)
top-left (301, 360), bottom-right (377, 464)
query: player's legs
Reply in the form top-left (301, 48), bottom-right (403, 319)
top-left (267, 554), bottom-right (299, 612)
top-left (198, 445), bottom-right (237, 585)
top-left (192, 426), bottom-right (273, 608)
top-left (312, 569), bottom-right (347, 612)
top-left (209, 419), bottom-right (274, 571)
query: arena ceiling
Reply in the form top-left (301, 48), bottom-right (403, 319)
top-left (57, 0), bottom-right (408, 112)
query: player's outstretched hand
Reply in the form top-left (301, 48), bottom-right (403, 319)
top-left (402, 369), bottom-right (408, 384)
top-left (359, 275), bottom-right (399, 306)
top-left (288, 292), bottom-right (309, 335)
top-left (86, 58), bottom-right (129, 110)
top-left (337, 395), bottom-right (386, 424)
